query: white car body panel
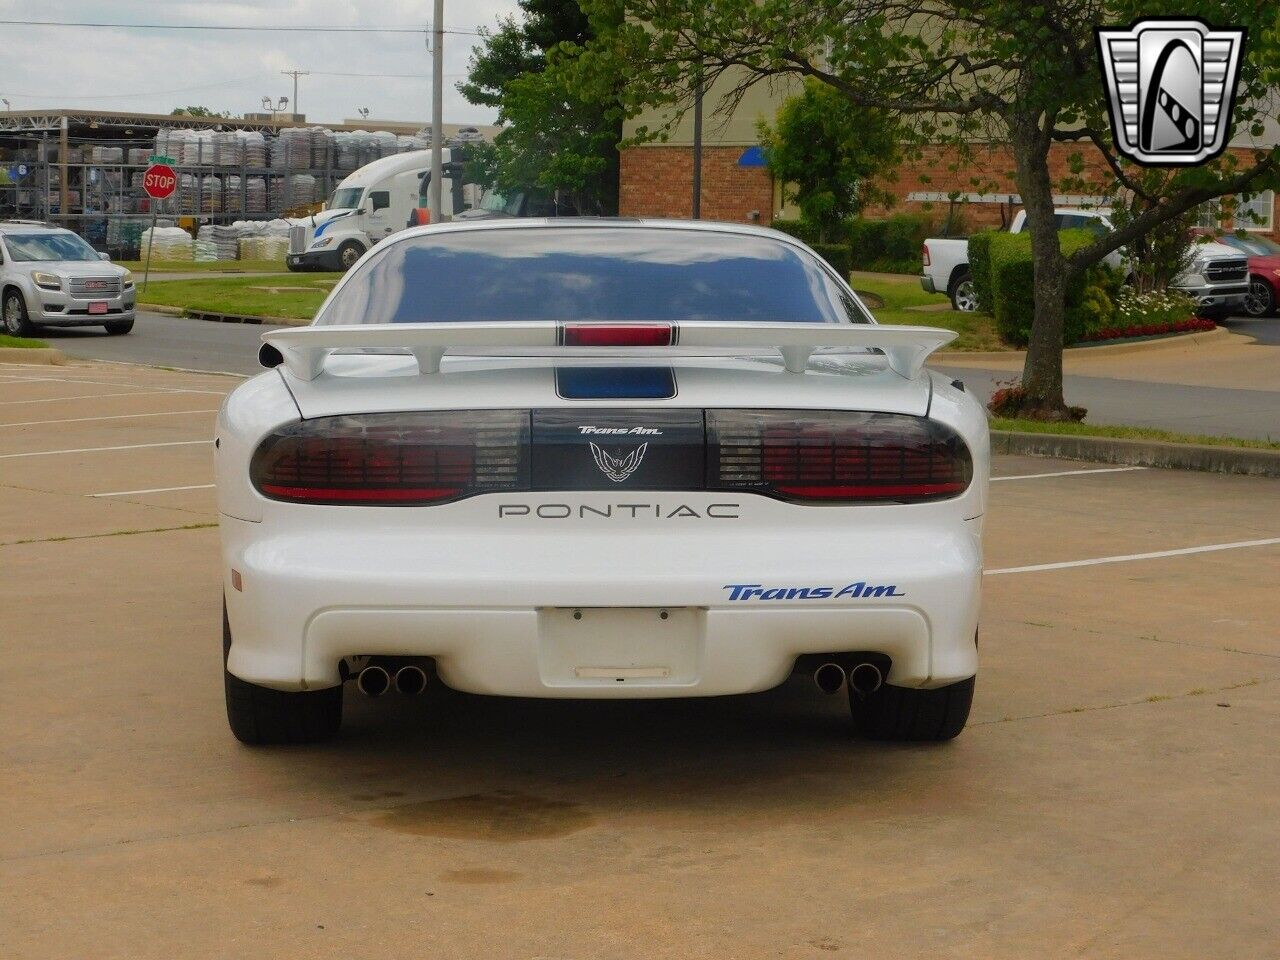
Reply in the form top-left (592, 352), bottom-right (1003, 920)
top-left (217, 219), bottom-right (989, 700)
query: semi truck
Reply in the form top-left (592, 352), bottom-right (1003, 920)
top-left (287, 149), bottom-right (478, 272)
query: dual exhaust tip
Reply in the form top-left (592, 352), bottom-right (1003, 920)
top-left (356, 665), bottom-right (427, 697)
top-left (814, 661), bottom-right (883, 696)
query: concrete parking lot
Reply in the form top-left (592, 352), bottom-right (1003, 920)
top-left (2, 359), bottom-right (1278, 959)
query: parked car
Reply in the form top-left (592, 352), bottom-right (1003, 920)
top-left (216, 219), bottom-right (989, 745)
top-left (0, 221), bottom-right (135, 336)
top-left (453, 189), bottom-right (580, 220)
top-left (1200, 231), bottom-right (1280, 317)
top-left (921, 208), bottom-right (1250, 317)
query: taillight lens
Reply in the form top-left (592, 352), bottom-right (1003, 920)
top-left (251, 410), bottom-right (529, 505)
top-left (921, 243), bottom-right (931, 267)
top-left (562, 323), bottom-right (674, 346)
top-left (707, 409), bottom-right (972, 503)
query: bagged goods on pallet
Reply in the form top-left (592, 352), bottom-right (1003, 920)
top-left (245, 176), bottom-right (267, 214)
top-left (193, 238), bottom-right (218, 262)
top-left (270, 128), bottom-right (312, 169)
top-left (287, 174), bottom-right (317, 206)
top-left (310, 127), bottom-right (334, 168)
top-left (223, 175), bottom-right (243, 215)
top-left (140, 226), bottom-right (194, 261)
top-left (237, 233), bottom-right (290, 262)
top-left (128, 148), bottom-right (151, 166)
top-left (241, 131), bottom-right (267, 167)
top-left (201, 175), bottom-right (222, 213)
top-left (335, 131), bottom-right (361, 170)
top-left (90, 145), bottom-right (124, 164)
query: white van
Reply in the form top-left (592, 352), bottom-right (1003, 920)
top-left (287, 149), bottom-right (477, 271)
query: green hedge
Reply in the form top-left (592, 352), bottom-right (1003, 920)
top-left (770, 219), bottom-right (821, 245)
top-left (811, 242), bottom-right (852, 278)
top-left (990, 229), bottom-right (1119, 346)
top-left (848, 213), bottom-right (933, 270)
top-left (967, 230), bottom-right (999, 312)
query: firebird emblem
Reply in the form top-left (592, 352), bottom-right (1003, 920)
top-left (590, 442), bottom-right (648, 482)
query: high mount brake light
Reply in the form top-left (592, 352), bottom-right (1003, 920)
top-left (250, 410), bottom-right (529, 506)
top-left (707, 409), bottom-right (972, 504)
top-left (561, 323), bottom-right (675, 347)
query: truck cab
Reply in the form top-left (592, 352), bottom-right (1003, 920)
top-left (287, 150), bottom-right (478, 272)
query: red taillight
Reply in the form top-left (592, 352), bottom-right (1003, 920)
top-left (562, 323), bottom-right (674, 347)
top-left (707, 410), bottom-right (972, 503)
top-left (251, 410), bottom-right (529, 505)
top-left (921, 243), bottom-right (931, 267)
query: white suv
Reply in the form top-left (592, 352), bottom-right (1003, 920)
top-left (0, 222), bottom-right (136, 336)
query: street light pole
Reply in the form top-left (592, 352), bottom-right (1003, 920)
top-left (429, 1), bottom-right (444, 223)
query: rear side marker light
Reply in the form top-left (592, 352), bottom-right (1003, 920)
top-left (250, 410), bottom-right (530, 506)
top-left (561, 323), bottom-right (674, 347)
top-left (707, 409), bottom-right (972, 504)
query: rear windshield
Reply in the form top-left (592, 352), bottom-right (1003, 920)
top-left (317, 226), bottom-right (869, 325)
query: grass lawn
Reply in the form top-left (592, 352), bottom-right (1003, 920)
top-left (992, 417), bottom-right (1280, 451)
top-left (851, 273), bottom-right (1005, 352)
top-left (120, 259), bottom-right (296, 274)
top-left (136, 275), bottom-right (341, 320)
top-left (0, 333), bottom-right (49, 348)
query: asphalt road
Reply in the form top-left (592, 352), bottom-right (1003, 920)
top-left (42, 310), bottom-right (1280, 439)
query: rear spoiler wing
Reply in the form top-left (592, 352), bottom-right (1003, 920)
top-left (261, 321), bottom-right (956, 382)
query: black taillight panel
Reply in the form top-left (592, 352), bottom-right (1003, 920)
top-left (707, 409), bottom-right (972, 504)
top-left (251, 410), bottom-right (530, 505)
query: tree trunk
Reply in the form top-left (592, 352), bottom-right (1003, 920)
top-left (1008, 117), bottom-right (1076, 419)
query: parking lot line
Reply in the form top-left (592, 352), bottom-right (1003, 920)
top-left (0, 409), bottom-right (220, 428)
top-left (0, 390), bottom-right (198, 406)
top-left (0, 439), bottom-right (211, 460)
top-left (991, 466), bottom-right (1147, 482)
top-left (89, 483), bottom-right (216, 498)
top-left (0, 375), bottom-right (228, 395)
top-left (986, 536), bottom-right (1280, 576)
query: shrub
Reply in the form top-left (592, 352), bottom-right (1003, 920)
top-left (989, 229), bottom-right (1118, 347)
top-left (1113, 288), bottom-right (1196, 327)
top-left (967, 230), bottom-right (999, 312)
top-left (848, 213), bottom-right (933, 273)
top-left (810, 242), bottom-right (852, 277)
top-left (770, 218), bottom-right (821, 245)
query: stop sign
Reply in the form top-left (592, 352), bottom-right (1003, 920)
top-left (142, 163), bottom-right (177, 200)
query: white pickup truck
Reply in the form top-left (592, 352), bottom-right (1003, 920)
top-left (920, 208), bottom-right (1250, 317)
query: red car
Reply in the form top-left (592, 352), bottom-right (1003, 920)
top-left (1207, 233), bottom-right (1280, 318)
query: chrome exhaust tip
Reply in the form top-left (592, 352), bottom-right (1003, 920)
top-left (814, 662), bottom-right (847, 695)
top-left (356, 665), bottom-right (390, 697)
top-left (394, 665), bottom-right (428, 696)
top-left (848, 662), bottom-right (884, 696)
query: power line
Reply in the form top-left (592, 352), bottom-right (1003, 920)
top-left (0, 18), bottom-right (483, 35)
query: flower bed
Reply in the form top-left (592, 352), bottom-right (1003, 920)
top-left (1076, 317), bottom-right (1216, 343)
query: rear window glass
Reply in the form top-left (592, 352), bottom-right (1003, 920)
top-left (317, 226), bottom-right (869, 326)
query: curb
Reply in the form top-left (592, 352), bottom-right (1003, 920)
top-left (139, 304), bottom-right (309, 327)
top-left (992, 430), bottom-right (1280, 478)
top-left (934, 325), bottom-right (1231, 364)
top-left (0, 347), bottom-right (66, 365)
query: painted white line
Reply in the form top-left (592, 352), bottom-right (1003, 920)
top-left (0, 375), bottom-right (227, 394)
top-left (0, 439), bottom-right (211, 460)
top-left (0, 409), bottom-right (219, 428)
top-left (992, 466), bottom-right (1147, 482)
top-left (986, 537), bottom-right (1280, 576)
top-left (90, 483), bottom-right (215, 498)
top-left (0, 390), bottom-right (218, 406)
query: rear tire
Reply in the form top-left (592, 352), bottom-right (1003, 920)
top-left (104, 318), bottom-right (134, 335)
top-left (848, 676), bottom-right (975, 741)
top-left (948, 271), bottom-right (978, 312)
top-left (223, 602), bottom-right (342, 745)
top-left (3, 289), bottom-right (35, 336)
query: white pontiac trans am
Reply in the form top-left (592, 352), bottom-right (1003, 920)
top-left (215, 219), bottom-right (989, 744)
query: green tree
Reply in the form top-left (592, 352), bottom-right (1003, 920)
top-left (759, 79), bottom-right (899, 242)
top-left (170, 106), bottom-right (228, 118)
top-left (574, 0), bottom-right (1280, 419)
top-left (460, 0), bottom-right (623, 213)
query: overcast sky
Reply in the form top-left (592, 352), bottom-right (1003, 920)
top-left (0, 0), bottom-right (521, 125)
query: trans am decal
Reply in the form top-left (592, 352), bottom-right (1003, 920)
top-left (723, 582), bottom-right (905, 601)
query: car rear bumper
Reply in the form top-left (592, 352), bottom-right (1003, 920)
top-left (920, 275), bottom-right (937, 294)
top-left (220, 509), bottom-right (982, 697)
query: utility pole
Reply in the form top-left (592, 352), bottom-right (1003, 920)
top-left (691, 67), bottom-right (703, 219)
top-left (281, 70), bottom-right (309, 121)
top-left (429, 2), bottom-right (444, 223)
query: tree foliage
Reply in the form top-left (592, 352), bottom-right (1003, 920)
top-left (758, 79), bottom-right (899, 242)
top-left (170, 106), bottom-right (228, 118)
top-left (460, 0), bottom-right (623, 213)
top-left (574, 0), bottom-right (1280, 417)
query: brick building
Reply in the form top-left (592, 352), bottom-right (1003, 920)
top-left (619, 75), bottom-right (1279, 238)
